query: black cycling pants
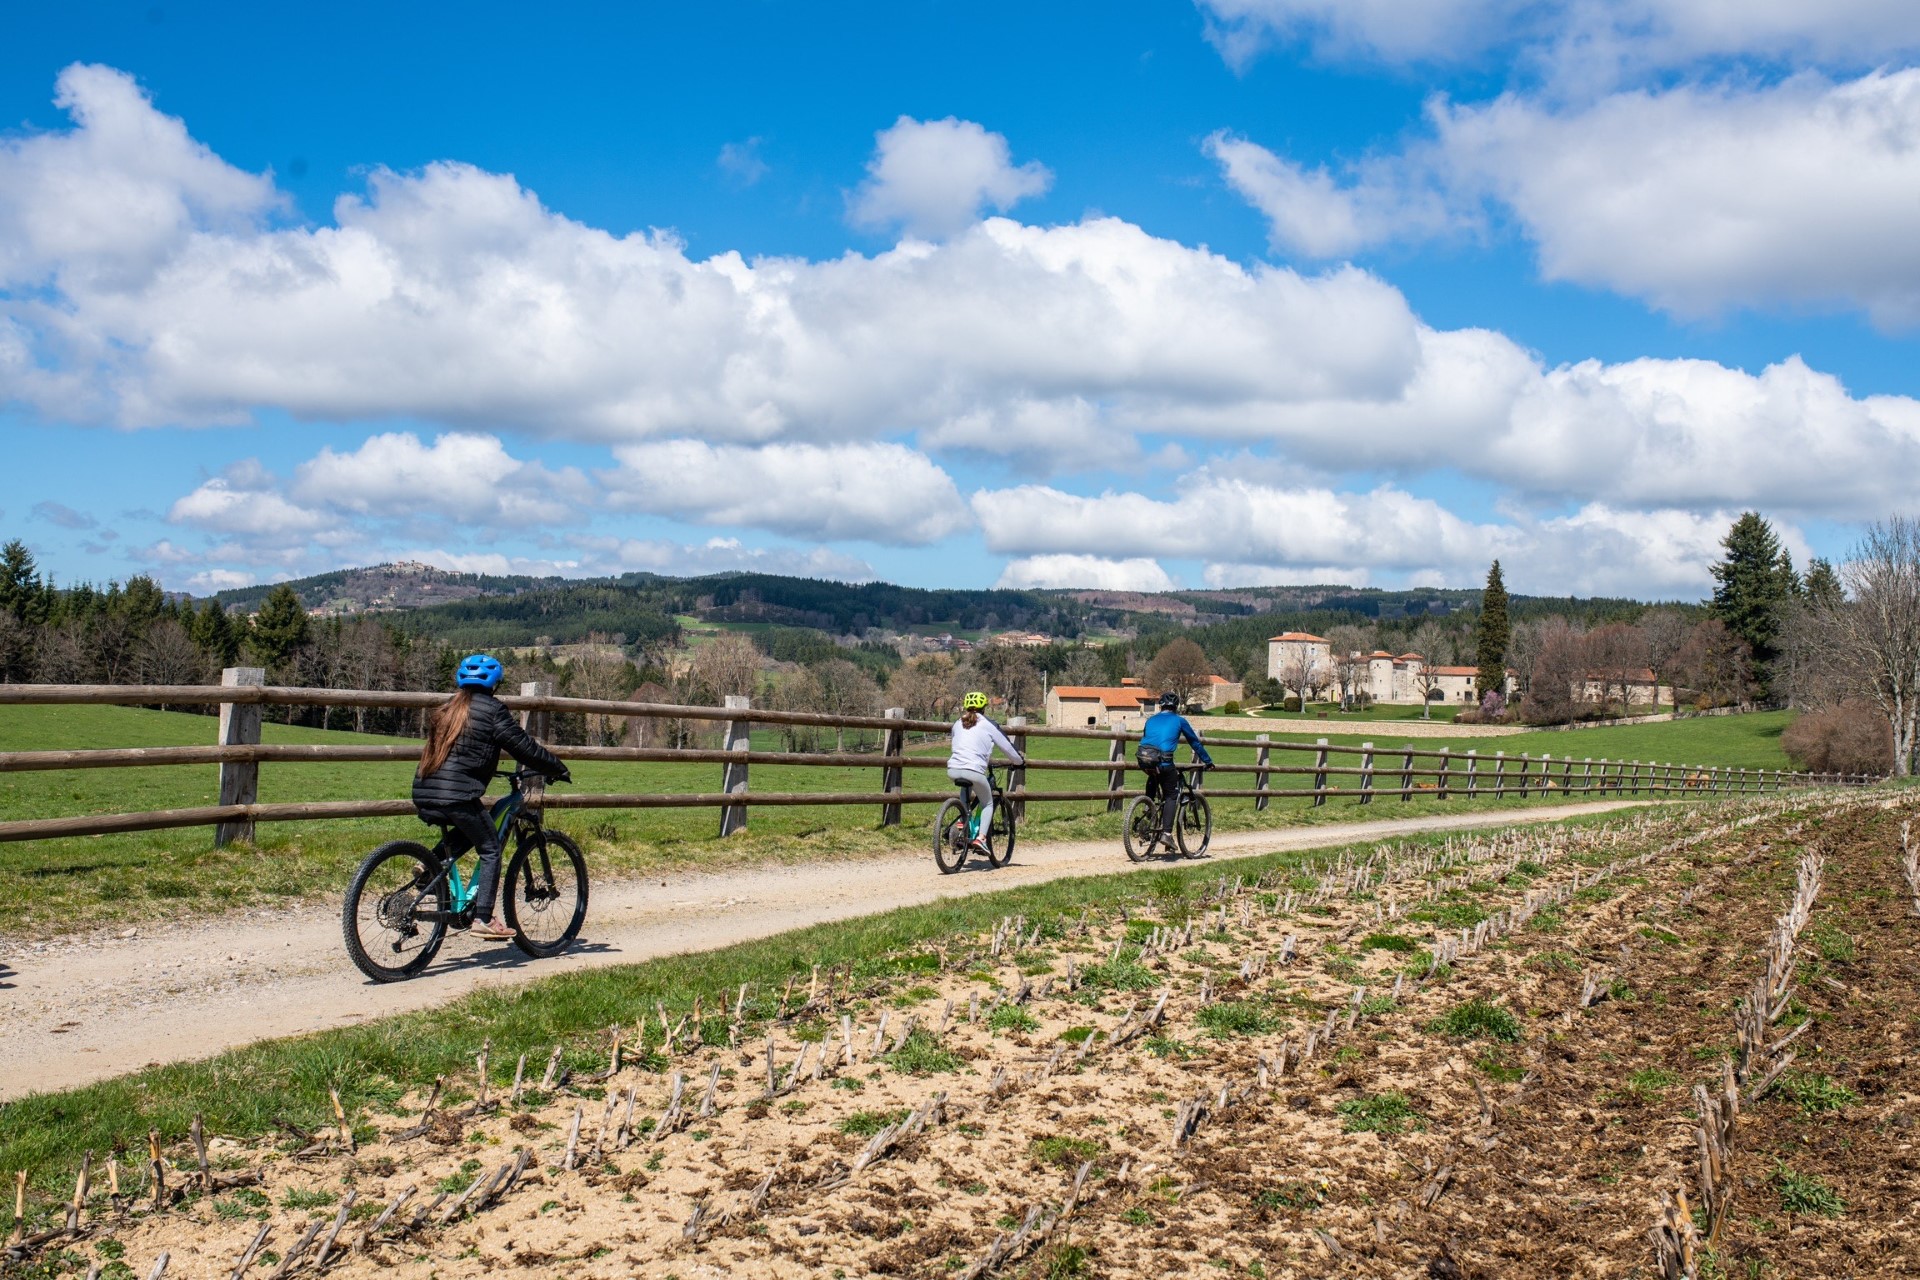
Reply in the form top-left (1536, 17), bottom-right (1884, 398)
top-left (1141, 762), bottom-right (1179, 831)
top-left (419, 801), bottom-right (504, 921)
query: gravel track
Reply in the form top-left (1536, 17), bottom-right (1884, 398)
top-left (0, 801), bottom-right (1650, 1101)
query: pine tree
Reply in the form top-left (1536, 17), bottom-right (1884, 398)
top-left (1709, 512), bottom-right (1797, 693)
top-left (248, 584), bottom-right (311, 671)
top-left (1474, 560), bottom-right (1510, 701)
top-left (0, 539), bottom-right (51, 624)
top-left (1803, 557), bottom-right (1843, 609)
top-left (191, 598), bottom-right (242, 666)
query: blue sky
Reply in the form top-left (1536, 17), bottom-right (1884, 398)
top-left (6, 1), bottom-right (1919, 600)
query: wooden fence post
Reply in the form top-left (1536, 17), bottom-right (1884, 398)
top-left (1312, 738), bottom-right (1330, 806)
top-left (1006, 718), bottom-right (1029, 820)
top-left (1399, 746), bottom-right (1414, 801)
top-left (518, 680), bottom-right (554, 740)
top-left (1493, 751), bottom-right (1506, 799)
top-left (1582, 758), bottom-right (1594, 794)
top-left (1465, 749), bottom-right (1477, 798)
top-left (879, 708), bottom-right (905, 828)
top-left (1519, 754), bottom-right (1532, 799)
top-left (1437, 748), bottom-right (1450, 800)
top-left (1106, 736), bottom-right (1127, 812)
top-left (1359, 742), bottom-right (1375, 805)
top-left (719, 695), bottom-right (751, 837)
top-left (1253, 734), bottom-right (1272, 812)
top-left (1629, 760), bottom-right (1641, 795)
top-left (214, 666), bottom-right (265, 848)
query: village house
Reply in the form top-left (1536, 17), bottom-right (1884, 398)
top-left (1044, 674), bottom-right (1244, 728)
top-left (1269, 632), bottom-right (1515, 706)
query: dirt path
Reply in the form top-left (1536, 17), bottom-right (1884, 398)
top-left (0, 801), bottom-right (1653, 1102)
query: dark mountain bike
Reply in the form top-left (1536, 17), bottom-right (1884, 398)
top-left (1123, 762), bottom-right (1211, 861)
top-left (933, 766), bottom-right (1016, 873)
top-left (342, 770), bottom-right (588, 983)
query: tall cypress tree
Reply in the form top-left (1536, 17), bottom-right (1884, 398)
top-left (1709, 512), bottom-right (1797, 693)
top-left (1474, 560), bottom-right (1510, 701)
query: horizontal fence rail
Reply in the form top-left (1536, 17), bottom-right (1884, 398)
top-left (0, 674), bottom-right (1877, 845)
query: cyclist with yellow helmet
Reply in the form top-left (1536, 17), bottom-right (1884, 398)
top-left (947, 690), bottom-right (1025, 855)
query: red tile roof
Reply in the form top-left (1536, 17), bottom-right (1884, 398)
top-left (1269, 631), bottom-right (1328, 643)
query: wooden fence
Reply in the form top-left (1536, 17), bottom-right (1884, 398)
top-left (0, 671), bottom-right (1877, 846)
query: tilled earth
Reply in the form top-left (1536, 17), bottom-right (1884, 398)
top-left (15, 789), bottom-right (1918, 1279)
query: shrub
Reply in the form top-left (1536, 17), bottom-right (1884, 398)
top-left (1781, 700), bottom-right (1893, 775)
top-left (1281, 696), bottom-right (1302, 713)
top-left (1222, 700), bottom-right (1242, 715)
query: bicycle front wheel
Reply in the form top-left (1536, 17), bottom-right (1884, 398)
top-left (933, 799), bottom-right (970, 874)
top-left (342, 841), bottom-right (447, 983)
top-left (1122, 796), bottom-right (1160, 862)
top-left (504, 828), bottom-right (589, 958)
top-left (1175, 793), bottom-right (1212, 857)
top-left (988, 803), bottom-right (1016, 867)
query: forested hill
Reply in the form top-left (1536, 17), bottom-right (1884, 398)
top-left (212, 561), bottom-right (1657, 649)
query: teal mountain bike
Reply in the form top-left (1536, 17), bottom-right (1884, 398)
top-left (933, 766), bottom-right (1016, 873)
top-left (342, 770), bottom-right (588, 982)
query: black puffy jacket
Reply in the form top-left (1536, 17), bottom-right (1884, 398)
top-left (412, 691), bottom-right (568, 811)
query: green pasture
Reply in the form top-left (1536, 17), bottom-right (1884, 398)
top-left (0, 704), bottom-right (1796, 937)
top-left (1221, 701), bottom-right (1467, 722)
top-left (0, 802), bottom-right (1676, 1206)
top-left (1205, 709), bottom-right (1797, 772)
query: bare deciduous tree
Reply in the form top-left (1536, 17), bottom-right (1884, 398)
top-left (1146, 637), bottom-right (1212, 710)
top-left (1820, 518), bottom-right (1920, 775)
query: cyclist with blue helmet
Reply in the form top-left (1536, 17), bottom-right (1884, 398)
top-left (1136, 690), bottom-right (1212, 838)
top-left (412, 654), bottom-right (571, 940)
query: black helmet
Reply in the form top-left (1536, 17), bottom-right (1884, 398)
top-left (1158, 691), bottom-right (1180, 710)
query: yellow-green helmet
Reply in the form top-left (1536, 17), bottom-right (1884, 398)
top-left (962, 690), bottom-right (988, 710)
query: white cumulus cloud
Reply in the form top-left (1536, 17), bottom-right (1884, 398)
top-left (995, 555), bottom-right (1178, 592)
top-left (847, 116), bottom-right (1052, 238)
top-left (1196, 0), bottom-right (1920, 76)
top-left (1434, 69), bottom-right (1920, 323)
top-left (605, 440), bottom-right (971, 544)
top-left (292, 431), bottom-right (592, 526)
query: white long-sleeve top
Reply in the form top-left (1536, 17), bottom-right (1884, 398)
top-left (947, 716), bottom-right (1021, 775)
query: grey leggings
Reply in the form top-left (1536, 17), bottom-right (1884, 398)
top-left (948, 770), bottom-right (994, 835)
top-left (419, 802), bottom-right (504, 920)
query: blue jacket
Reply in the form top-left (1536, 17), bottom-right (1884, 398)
top-left (1138, 710), bottom-right (1213, 765)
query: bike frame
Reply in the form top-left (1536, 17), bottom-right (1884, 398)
top-left (430, 776), bottom-right (534, 916)
top-left (955, 768), bottom-right (1005, 837)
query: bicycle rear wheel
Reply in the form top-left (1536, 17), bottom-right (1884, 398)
top-left (933, 799), bottom-right (970, 874)
top-left (1122, 796), bottom-right (1160, 862)
top-left (342, 841), bottom-right (447, 983)
top-left (988, 802), bottom-right (1016, 867)
top-left (504, 828), bottom-right (589, 958)
top-left (1175, 792), bottom-right (1212, 857)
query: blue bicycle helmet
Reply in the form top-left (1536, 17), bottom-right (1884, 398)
top-left (455, 654), bottom-right (505, 690)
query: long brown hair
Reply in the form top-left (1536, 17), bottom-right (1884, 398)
top-left (418, 688), bottom-right (476, 778)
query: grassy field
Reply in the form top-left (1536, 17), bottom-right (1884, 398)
top-left (0, 704), bottom-right (1798, 937)
top-left (1220, 701), bottom-right (1467, 722)
top-left (0, 803), bottom-right (1662, 1199)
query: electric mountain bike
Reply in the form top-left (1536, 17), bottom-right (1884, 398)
top-left (342, 769), bottom-right (588, 983)
top-left (1123, 762), bottom-right (1211, 861)
top-left (933, 766), bottom-right (1016, 873)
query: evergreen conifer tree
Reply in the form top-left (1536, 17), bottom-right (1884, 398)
top-left (0, 539), bottom-right (51, 624)
top-left (248, 584), bottom-right (311, 670)
top-left (1474, 560), bottom-right (1510, 701)
top-left (1708, 512), bottom-right (1797, 693)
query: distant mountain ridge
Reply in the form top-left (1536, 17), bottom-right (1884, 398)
top-left (211, 561), bottom-right (1651, 650)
